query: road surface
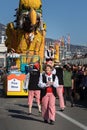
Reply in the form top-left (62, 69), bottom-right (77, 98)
top-left (0, 96), bottom-right (87, 130)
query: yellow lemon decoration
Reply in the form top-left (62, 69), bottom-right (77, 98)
top-left (19, 0), bottom-right (42, 10)
top-left (30, 8), bottom-right (37, 25)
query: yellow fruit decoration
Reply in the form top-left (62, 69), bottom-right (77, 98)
top-left (19, 0), bottom-right (42, 10)
top-left (5, 0), bottom-right (46, 72)
top-left (43, 23), bottom-right (47, 31)
top-left (29, 8), bottom-right (37, 25)
top-left (54, 43), bottom-right (60, 62)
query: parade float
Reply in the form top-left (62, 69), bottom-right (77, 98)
top-left (4, 0), bottom-right (46, 96)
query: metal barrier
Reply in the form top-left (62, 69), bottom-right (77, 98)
top-left (61, 57), bottom-right (87, 65)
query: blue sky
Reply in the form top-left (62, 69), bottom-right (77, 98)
top-left (0, 0), bottom-right (87, 45)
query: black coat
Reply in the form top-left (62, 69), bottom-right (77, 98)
top-left (28, 70), bottom-right (40, 90)
top-left (55, 66), bottom-right (64, 85)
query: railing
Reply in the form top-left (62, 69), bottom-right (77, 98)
top-left (61, 57), bottom-right (87, 65)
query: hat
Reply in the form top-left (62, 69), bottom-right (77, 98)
top-left (34, 62), bottom-right (40, 70)
top-left (49, 45), bottom-right (54, 48)
top-left (54, 60), bottom-right (61, 65)
top-left (54, 60), bottom-right (59, 63)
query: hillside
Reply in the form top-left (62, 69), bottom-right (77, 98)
top-left (45, 38), bottom-right (87, 54)
top-left (0, 23), bottom-right (87, 54)
top-left (0, 23), bottom-right (5, 30)
top-left (0, 23), bottom-right (6, 35)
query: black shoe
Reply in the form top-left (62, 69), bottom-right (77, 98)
top-left (39, 111), bottom-right (41, 113)
top-left (38, 111), bottom-right (41, 116)
top-left (60, 108), bottom-right (64, 112)
top-left (50, 120), bottom-right (55, 125)
top-left (44, 119), bottom-right (48, 123)
top-left (71, 104), bottom-right (75, 107)
top-left (28, 112), bottom-right (32, 115)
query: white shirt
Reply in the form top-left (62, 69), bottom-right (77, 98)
top-left (38, 73), bottom-right (59, 88)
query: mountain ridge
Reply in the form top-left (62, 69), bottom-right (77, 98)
top-left (0, 23), bottom-right (87, 54)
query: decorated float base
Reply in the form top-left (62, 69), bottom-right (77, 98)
top-left (5, 74), bottom-right (28, 96)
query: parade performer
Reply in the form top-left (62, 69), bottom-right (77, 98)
top-left (38, 64), bottom-right (59, 125)
top-left (24, 62), bottom-right (41, 114)
top-left (54, 61), bottom-right (65, 111)
top-left (45, 45), bottom-right (55, 62)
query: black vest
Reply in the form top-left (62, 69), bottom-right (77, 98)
top-left (28, 70), bottom-right (40, 90)
top-left (47, 50), bottom-right (53, 57)
top-left (46, 50), bottom-right (54, 61)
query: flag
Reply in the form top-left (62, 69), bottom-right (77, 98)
top-left (60, 36), bottom-right (64, 46)
top-left (67, 34), bottom-right (70, 44)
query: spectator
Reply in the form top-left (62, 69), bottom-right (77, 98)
top-left (79, 66), bottom-right (87, 100)
top-left (63, 64), bottom-right (75, 107)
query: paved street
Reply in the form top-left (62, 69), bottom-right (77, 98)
top-left (0, 96), bottom-right (87, 130)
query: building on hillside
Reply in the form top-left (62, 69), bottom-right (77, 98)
top-left (0, 24), bottom-right (7, 67)
top-left (0, 24), bottom-right (6, 44)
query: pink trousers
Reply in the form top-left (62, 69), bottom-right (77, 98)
top-left (56, 86), bottom-right (65, 109)
top-left (28, 90), bottom-right (41, 106)
top-left (41, 93), bottom-right (56, 121)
